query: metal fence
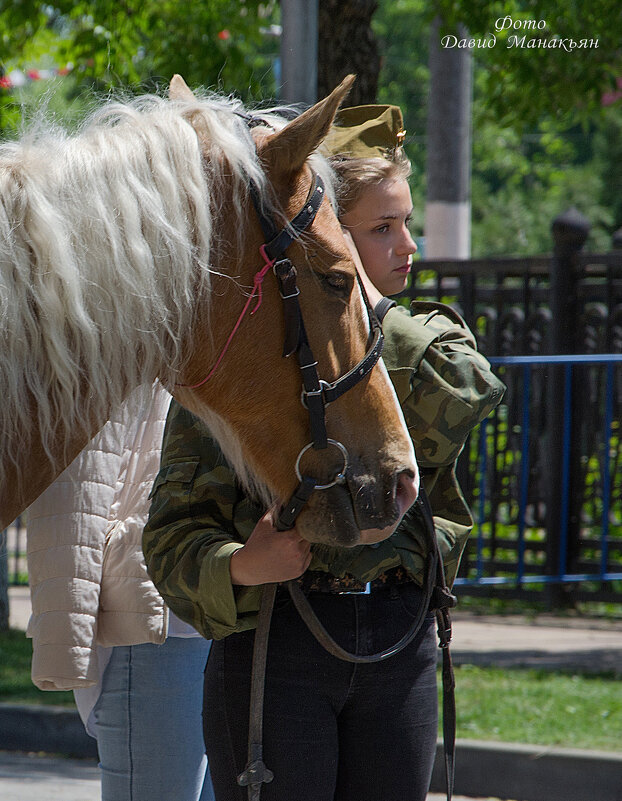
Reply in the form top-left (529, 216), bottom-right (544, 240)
top-left (454, 354), bottom-right (622, 602)
top-left (400, 209), bottom-right (622, 604)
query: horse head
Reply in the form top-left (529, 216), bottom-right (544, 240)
top-left (0, 76), bottom-right (418, 543)
top-left (171, 76), bottom-right (419, 546)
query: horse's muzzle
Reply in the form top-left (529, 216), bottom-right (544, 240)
top-left (358, 469), bottom-right (419, 544)
top-left (296, 467), bottom-right (419, 546)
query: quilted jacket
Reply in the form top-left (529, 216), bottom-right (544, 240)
top-left (26, 382), bottom-right (171, 691)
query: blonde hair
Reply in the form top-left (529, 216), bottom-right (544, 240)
top-left (329, 149), bottom-right (411, 216)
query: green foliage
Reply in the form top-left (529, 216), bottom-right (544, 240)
top-left (373, 0), bottom-right (429, 186)
top-left (374, 0), bottom-right (622, 254)
top-left (0, 629), bottom-right (75, 706)
top-left (1, 1), bottom-right (279, 99)
top-left (470, 109), bottom-right (617, 255)
top-left (433, 0), bottom-right (622, 129)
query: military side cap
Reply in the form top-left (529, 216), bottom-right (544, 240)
top-left (322, 104), bottom-right (406, 159)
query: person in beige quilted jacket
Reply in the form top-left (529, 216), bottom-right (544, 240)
top-left (26, 381), bottom-right (214, 801)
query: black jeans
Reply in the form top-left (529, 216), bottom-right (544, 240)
top-left (203, 582), bottom-right (438, 801)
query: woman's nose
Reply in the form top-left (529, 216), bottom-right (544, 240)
top-left (398, 227), bottom-right (417, 257)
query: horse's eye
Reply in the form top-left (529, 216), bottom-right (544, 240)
top-left (322, 271), bottom-right (350, 296)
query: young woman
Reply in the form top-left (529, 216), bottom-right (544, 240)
top-left (143, 105), bottom-right (504, 801)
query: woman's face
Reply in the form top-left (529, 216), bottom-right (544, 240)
top-left (340, 178), bottom-right (417, 297)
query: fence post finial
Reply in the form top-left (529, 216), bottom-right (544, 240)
top-left (552, 207), bottom-right (590, 256)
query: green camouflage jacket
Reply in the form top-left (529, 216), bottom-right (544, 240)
top-left (144, 301), bottom-right (505, 640)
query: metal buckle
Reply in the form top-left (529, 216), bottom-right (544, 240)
top-left (338, 583), bottom-right (371, 595)
top-left (300, 379), bottom-right (329, 409)
top-left (279, 286), bottom-right (300, 300)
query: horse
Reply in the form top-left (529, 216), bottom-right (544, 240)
top-left (0, 74), bottom-right (418, 545)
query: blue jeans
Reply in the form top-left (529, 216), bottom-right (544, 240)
top-left (204, 582), bottom-right (438, 801)
top-left (94, 637), bottom-right (214, 801)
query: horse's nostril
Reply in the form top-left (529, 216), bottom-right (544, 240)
top-left (395, 469), bottom-right (418, 516)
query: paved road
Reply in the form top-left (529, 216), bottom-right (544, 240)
top-left (0, 752), bottom-right (498, 801)
top-left (0, 752), bottom-right (100, 801)
top-left (10, 585), bottom-right (622, 672)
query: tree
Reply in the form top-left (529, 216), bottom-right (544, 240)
top-left (373, 0), bottom-right (622, 253)
top-left (317, 0), bottom-right (380, 105)
top-left (432, 0), bottom-right (622, 129)
top-left (1, 1), bottom-right (279, 100)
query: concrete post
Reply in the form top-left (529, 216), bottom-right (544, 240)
top-left (279, 0), bottom-right (319, 104)
top-left (425, 17), bottom-right (472, 259)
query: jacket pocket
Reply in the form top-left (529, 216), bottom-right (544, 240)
top-left (149, 457), bottom-right (200, 499)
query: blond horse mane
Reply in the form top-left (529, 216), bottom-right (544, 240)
top-left (0, 89), bottom-right (329, 486)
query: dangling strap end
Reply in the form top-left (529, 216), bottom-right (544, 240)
top-left (276, 475), bottom-right (317, 530)
top-left (237, 756), bottom-right (274, 788)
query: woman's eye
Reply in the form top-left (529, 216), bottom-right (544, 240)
top-left (374, 224), bottom-right (389, 234)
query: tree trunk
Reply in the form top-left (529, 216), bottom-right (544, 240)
top-left (318, 0), bottom-right (379, 104)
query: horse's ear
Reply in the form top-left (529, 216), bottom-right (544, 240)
top-left (259, 74), bottom-right (355, 177)
top-left (169, 75), bottom-right (196, 102)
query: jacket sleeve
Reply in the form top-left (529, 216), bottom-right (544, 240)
top-left (26, 382), bottom-right (171, 690)
top-left (26, 422), bottom-right (124, 690)
top-left (143, 402), bottom-right (264, 641)
top-left (382, 302), bottom-right (505, 468)
top-left (381, 301), bottom-right (505, 587)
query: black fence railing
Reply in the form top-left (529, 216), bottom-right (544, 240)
top-left (400, 209), bottom-right (622, 605)
top-left (455, 355), bottom-right (622, 603)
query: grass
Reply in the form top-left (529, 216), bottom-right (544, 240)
top-left (0, 629), bottom-right (76, 707)
top-left (456, 594), bottom-right (622, 621)
top-left (451, 664), bottom-right (622, 751)
top-left (2, 628), bottom-right (621, 751)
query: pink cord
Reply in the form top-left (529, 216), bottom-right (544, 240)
top-left (176, 246), bottom-right (276, 389)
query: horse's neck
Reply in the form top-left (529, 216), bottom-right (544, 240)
top-left (0, 415), bottom-right (103, 530)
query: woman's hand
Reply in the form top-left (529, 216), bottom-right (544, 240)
top-left (229, 510), bottom-right (312, 585)
top-left (341, 228), bottom-right (384, 308)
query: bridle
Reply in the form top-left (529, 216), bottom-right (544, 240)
top-left (178, 166), bottom-right (385, 531)
top-left (247, 170), bottom-right (385, 530)
top-left (234, 165), bottom-right (457, 801)
top-left (176, 130), bottom-right (456, 801)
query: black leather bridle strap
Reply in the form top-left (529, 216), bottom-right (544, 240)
top-left (250, 173), bottom-right (325, 258)
top-left (237, 583), bottom-right (277, 799)
top-left (275, 476), bottom-right (317, 532)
